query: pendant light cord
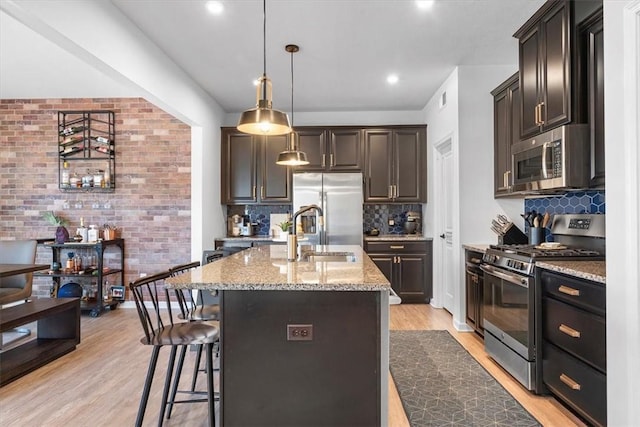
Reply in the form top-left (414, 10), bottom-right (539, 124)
top-left (262, 0), bottom-right (267, 100)
top-left (290, 49), bottom-right (295, 127)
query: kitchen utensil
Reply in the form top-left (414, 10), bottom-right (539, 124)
top-left (533, 216), bottom-right (540, 227)
top-left (491, 225), bottom-right (502, 235)
top-left (542, 212), bottom-right (551, 228)
top-left (497, 214), bottom-right (509, 225)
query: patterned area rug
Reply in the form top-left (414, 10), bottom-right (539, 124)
top-left (390, 330), bottom-right (541, 427)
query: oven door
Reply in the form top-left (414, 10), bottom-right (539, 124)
top-left (480, 264), bottom-right (534, 360)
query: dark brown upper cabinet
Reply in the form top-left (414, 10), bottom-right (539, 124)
top-left (514, 0), bottom-right (601, 140)
top-left (491, 73), bottom-right (520, 197)
top-left (579, 9), bottom-right (604, 188)
top-left (516, 1), bottom-right (571, 139)
top-left (221, 128), bottom-right (291, 204)
top-left (294, 127), bottom-right (362, 172)
top-left (364, 126), bottom-right (426, 203)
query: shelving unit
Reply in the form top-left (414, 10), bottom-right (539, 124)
top-left (58, 110), bottom-right (115, 192)
top-left (36, 238), bottom-right (125, 317)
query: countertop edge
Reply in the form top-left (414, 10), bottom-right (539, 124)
top-left (536, 260), bottom-right (606, 284)
top-left (462, 243), bottom-right (491, 253)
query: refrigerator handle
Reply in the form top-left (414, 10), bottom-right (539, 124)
top-left (321, 191), bottom-right (328, 244)
top-left (321, 154), bottom-right (326, 168)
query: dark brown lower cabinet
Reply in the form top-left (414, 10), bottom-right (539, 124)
top-left (365, 239), bottom-right (432, 303)
top-left (464, 249), bottom-right (484, 336)
top-left (539, 269), bottom-right (606, 427)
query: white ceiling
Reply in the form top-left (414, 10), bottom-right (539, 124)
top-left (1, 0), bottom-right (545, 113)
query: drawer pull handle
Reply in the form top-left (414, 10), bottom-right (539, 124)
top-left (558, 285), bottom-right (580, 296)
top-left (559, 373), bottom-right (581, 391)
top-left (390, 245), bottom-right (405, 249)
top-left (559, 324), bottom-right (581, 338)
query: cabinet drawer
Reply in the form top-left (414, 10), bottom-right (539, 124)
top-left (364, 241), bottom-right (426, 254)
top-left (541, 270), bottom-right (605, 315)
top-left (543, 297), bottom-right (606, 372)
top-left (543, 342), bottom-right (606, 427)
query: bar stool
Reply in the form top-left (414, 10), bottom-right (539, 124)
top-left (167, 261), bottom-right (221, 411)
top-left (129, 271), bottom-right (218, 427)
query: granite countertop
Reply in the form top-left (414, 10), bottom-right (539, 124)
top-left (364, 234), bottom-right (432, 241)
top-left (462, 243), bottom-right (491, 253)
top-left (165, 244), bottom-right (390, 292)
top-left (536, 260), bottom-right (606, 284)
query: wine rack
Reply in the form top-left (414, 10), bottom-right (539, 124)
top-left (58, 110), bottom-right (115, 192)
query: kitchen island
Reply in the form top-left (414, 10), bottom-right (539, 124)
top-left (166, 244), bottom-right (390, 427)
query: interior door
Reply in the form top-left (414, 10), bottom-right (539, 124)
top-left (436, 139), bottom-right (455, 313)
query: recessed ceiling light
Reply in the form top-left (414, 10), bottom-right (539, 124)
top-left (416, 0), bottom-right (435, 10)
top-left (387, 74), bottom-right (399, 84)
top-left (206, 1), bottom-right (224, 14)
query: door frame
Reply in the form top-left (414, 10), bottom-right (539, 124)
top-left (431, 133), bottom-right (454, 310)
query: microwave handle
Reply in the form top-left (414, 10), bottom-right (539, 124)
top-left (541, 142), bottom-right (549, 179)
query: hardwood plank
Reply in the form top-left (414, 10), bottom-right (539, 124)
top-left (0, 303), bottom-right (585, 426)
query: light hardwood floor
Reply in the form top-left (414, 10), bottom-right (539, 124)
top-left (0, 303), bottom-right (585, 426)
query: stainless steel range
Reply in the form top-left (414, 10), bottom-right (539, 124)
top-left (481, 214), bottom-right (605, 392)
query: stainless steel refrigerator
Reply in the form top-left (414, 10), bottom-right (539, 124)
top-left (292, 172), bottom-right (363, 246)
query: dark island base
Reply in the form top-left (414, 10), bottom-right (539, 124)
top-left (220, 290), bottom-right (384, 426)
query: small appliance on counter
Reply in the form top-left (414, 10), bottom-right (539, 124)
top-left (403, 211), bottom-right (421, 234)
top-left (227, 214), bottom-right (243, 236)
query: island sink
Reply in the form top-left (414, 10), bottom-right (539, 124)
top-left (299, 251), bottom-right (356, 262)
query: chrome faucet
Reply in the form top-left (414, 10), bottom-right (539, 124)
top-left (288, 204), bottom-right (324, 261)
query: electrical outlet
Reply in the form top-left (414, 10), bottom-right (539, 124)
top-left (287, 324), bottom-right (313, 341)
top-left (388, 218), bottom-right (395, 226)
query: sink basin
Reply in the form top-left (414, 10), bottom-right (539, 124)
top-left (299, 251), bottom-right (356, 262)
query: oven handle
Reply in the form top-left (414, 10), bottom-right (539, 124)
top-left (480, 264), bottom-right (529, 288)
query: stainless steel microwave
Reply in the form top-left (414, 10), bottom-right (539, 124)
top-left (511, 124), bottom-right (590, 193)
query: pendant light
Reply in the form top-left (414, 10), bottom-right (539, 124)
top-left (237, 0), bottom-right (291, 136)
top-left (276, 44), bottom-right (309, 166)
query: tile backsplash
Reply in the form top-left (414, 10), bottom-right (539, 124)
top-left (362, 204), bottom-right (422, 235)
top-left (523, 190), bottom-right (605, 242)
top-left (227, 203), bottom-right (423, 236)
top-left (524, 190), bottom-right (605, 215)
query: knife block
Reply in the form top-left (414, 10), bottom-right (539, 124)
top-left (498, 223), bottom-right (528, 245)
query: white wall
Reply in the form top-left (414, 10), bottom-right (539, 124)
top-left (1, 0), bottom-right (227, 259)
top-left (458, 65), bottom-right (525, 244)
top-left (603, 1), bottom-right (640, 425)
top-left (423, 65), bottom-right (525, 327)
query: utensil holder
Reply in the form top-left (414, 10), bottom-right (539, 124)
top-left (529, 227), bottom-right (543, 245)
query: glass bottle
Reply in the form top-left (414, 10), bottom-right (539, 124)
top-left (61, 161), bottom-right (70, 187)
top-left (66, 252), bottom-right (75, 272)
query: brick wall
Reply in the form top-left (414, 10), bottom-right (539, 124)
top-left (1, 98), bottom-right (192, 299)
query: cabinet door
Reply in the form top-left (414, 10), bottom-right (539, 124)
top-left (364, 130), bottom-right (394, 202)
top-left (294, 128), bottom-right (326, 172)
top-left (519, 24), bottom-right (542, 139)
top-left (393, 127), bottom-right (425, 202)
top-left (369, 255), bottom-right (396, 292)
top-left (328, 128), bottom-right (362, 171)
top-left (466, 269), bottom-right (479, 326)
top-left (540, 2), bottom-right (571, 131)
top-left (493, 84), bottom-right (511, 196)
top-left (260, 135), bottom-right (292, 203)
top-left (493, 74), bottom-right (519, 197)
top-left (221, 130), bottom-right (257, 204)
top-left (586, 14), bottom-right (604, 187)
top-left (397, 254), bottom-right (427, 302)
